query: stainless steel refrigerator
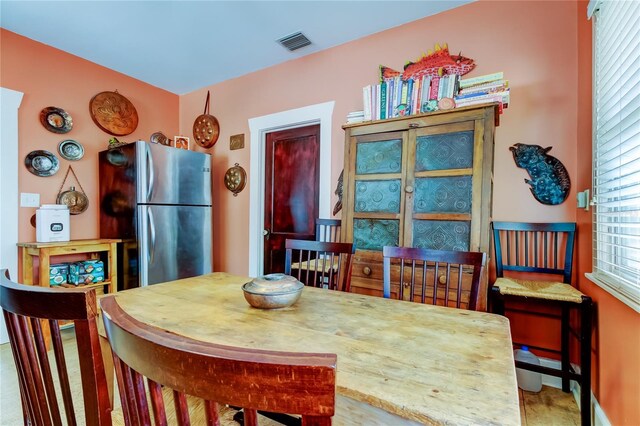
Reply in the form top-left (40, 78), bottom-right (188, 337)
top-left (99, 141), bottom-right (212, 289)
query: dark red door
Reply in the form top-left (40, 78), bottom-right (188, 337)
top-left (264, 125), bottom-right (320, 274)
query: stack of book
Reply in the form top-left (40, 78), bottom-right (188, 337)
top-left (362, 74), bottom-right (462, 121)
top-left (361, 71), bottom-right (509, 122)
top-left (346, 110), bottom-right (365, 124)
top-left (454, 72), bottom-right (509, 112)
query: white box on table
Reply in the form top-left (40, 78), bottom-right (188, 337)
top-left (36, 205), bottom-right (70, 243)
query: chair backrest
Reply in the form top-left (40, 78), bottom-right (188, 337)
top-left (315, 219), bottom-right (341, 242)
top-left (0, 269), bottom-right (112, 426)
top-left (100, 296), bottom-right (337, 426)
top-left (491, 222), bottom-right (576, 284)
top-left (382, 247), bottom-right (486, 311)
top-left (284, 239), bottom-right (355, 292)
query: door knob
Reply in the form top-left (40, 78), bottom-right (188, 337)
top-left (405, 185), bottom-right (414, 193)
top-left (263, 228), bottom-right (270, 239)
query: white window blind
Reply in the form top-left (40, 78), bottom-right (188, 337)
top-left (592, 0), bottom-right (640, 311)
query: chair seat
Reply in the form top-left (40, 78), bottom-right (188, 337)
top-left (290, 257), bottom-right (339, 273)
top-left (111, 391), bottom-right (283, 425)
top-left (493, 277), bottom-right (585, 303)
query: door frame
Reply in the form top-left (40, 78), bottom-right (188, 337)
top-left (248, 101), bottom-right (334, 277)
top-left (0, 87), bottom-right (24, 344)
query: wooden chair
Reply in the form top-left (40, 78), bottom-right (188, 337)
top-left (490, 222), bottom-right (593, 426)
top-left (0, 269), bottom-right (112, 426)
top-left (315, 219), bottom-right (341, 243)
top-left (285, 239), bottom-right (355, 292)
top-left (382, 246), bottom-right (486, 310)
top-left (100, 296), bottom-right (337, 426)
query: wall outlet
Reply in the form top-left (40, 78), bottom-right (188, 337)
top-left (577, 189), bottom-right (590, 211)
top-left (20, 192), bottom-right (40, 207)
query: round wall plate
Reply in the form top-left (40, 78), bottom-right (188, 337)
top-left (25, 150), bottom-right (60, 177)
top-left (40, 107), bottom-right (73, 134)
top-left (89, 91), bottom-right (139, 136)
top-left (58, 139), bottom-right (85, 161)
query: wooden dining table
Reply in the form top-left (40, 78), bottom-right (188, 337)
top-left (101, 272), bottom-right (520, 425)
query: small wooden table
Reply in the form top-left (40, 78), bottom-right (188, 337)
top-left (104, 272), bottom-right (520, 425)
top-left (18, 239), bottom-right (120, 295)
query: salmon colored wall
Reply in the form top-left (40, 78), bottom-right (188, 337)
top-left (180, 0), bottom-right (578, 272)
top-left (574, 3), bottom-right (640, 425)
top-left (0, 29), bottom-right (179, 244)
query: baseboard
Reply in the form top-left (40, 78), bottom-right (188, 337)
top-left (536, 356), bottom-right (611, 426)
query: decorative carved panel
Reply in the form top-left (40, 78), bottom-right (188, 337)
top-left (414, 176), bottom-right (472, 214)
top-left (354, 219), bottom-right (399, 250)
top-left (354, 179), bottom-right (401, 213)
top-left (356, 139), bottom-right (402, 174)
top-left (412, 220), bottom-right (471, 251)
top-left (415, 131), bottom-right (474, 171)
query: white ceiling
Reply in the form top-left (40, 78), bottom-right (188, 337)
top-left (0, 1), bottom-right (472, 94)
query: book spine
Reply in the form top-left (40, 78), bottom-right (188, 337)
top-left (394, 76), bottom-right (402, 117)
top-left (380, 81), bottom-right (387, 120)
top-left (406, 79), bottom-right (414, 114)
top-left (413, 78), bottom-right (420, 115)
top-left (420, 76), bottom-right (431, 113)
top-left (362, 85), bottom-right (372, 121)
top-left (458, 80), bottom-right (508, 94)
top-left (459, 72), bottom-right (504, 89)
top-left (429, 77), bottom-right (439, 100)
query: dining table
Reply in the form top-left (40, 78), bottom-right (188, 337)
top-left (101, 272), bottom-right (520, 425)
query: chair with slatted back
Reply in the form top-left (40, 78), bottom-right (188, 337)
top-left (382, 246), bottom-right (486, 311)
top-left (0, 269), bottom-right (112, 426)
top-left (100, 296), bottom-right (337, 426)
top-left (315, 219), bottom-right (341, 243)
top-left (285, 239), bottom-right (355, 292)
top-left (490, 222), bottom-right (593, 426)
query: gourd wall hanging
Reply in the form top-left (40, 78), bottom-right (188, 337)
top-left (510, 143), bottom-right (571, 205)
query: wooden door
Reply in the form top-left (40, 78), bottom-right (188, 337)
top-left (264, 125), bottom-right (320, 274)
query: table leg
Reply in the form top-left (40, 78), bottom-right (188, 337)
top-left (22, 249), bottom-right (34, 285)
top-left (108, 243), bottom-right (118, 294)
top-left (100, 334), bottom-right (115, 407)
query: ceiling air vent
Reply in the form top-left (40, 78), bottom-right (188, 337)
top-left (277, 32), bottom-right (311, 52)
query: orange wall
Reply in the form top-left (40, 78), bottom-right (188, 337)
top-left (574, 3), bottom-right (640, 425)
top-left (180, 0), bottom-right (578, 273)
top-left (0, 29), bottom-right (179, 243)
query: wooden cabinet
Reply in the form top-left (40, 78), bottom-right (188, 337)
top-left (341, 104), bottom-right (498, 308)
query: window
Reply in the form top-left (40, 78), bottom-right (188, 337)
top-left (589, 0), bottom-right (640, 312)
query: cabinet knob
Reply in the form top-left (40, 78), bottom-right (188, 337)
top-left (439, 275), bottom-right (447, 284)
top-left (403, 282), bottom-right (410, 288)
top-left (362, 266), bottom-right (372, 276)
top-left (408, 123), bottom-right (419, 128)
top-left (405, 185), bottom-right (414, 193)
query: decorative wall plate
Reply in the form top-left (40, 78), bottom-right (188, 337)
top-left (89, 90), bottom-right (139, 136)
top-left (25, 150), bottom-right (60, 177)
top-left (192, 91), bottom-right (220, 148)
top-left (224, 163), bottom-right (246, 196)
top-left (58, 139), bottom-right (85, 161)
top-left (40, 107), bottom-right (73, 134)
top-left (150, 131), bottom-right (171, 146)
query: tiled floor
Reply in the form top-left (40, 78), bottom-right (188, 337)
top-left (0, 329), bottom-right (580, 425)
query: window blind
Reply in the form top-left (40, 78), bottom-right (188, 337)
top-left (592, 0), bottom-right (640, 310)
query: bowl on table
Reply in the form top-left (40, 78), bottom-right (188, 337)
top-left (242, 274), bottom-right (304, 309)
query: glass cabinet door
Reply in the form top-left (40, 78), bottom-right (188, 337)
top-left (404, 121), bottom-right (481, 251)
top-left (350, 132), bottom-right (405, 251)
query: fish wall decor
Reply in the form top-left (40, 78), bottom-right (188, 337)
top-left (510, 143), bottom-right (571, 205)
top-left (380, 43), bottom-right (476, 82)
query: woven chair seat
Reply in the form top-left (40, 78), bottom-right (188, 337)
top-left (493, 277), bottom-right (585, 304)
top-left (290, 257), bottom-right (339, 273)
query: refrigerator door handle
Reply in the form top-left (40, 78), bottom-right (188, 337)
top-left (146, 145), bottom-right (155, 201)
top-left (148, 207), bottom-right (156, 265)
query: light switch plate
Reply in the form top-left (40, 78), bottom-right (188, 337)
top-left (20, 193), bottom-right (40, 207)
